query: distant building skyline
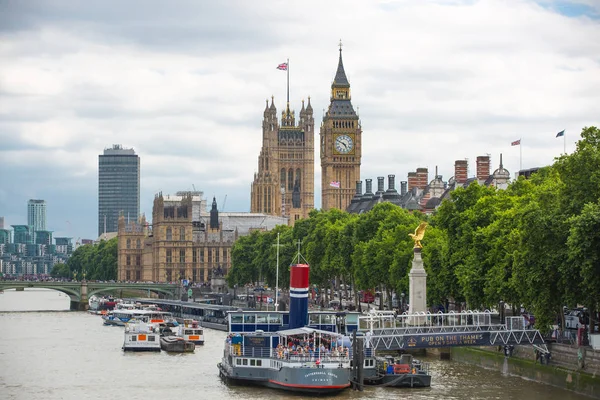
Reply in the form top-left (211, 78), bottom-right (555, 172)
top-left (98, 144), bottom-right (140, 237)
top-left (27, 199), bottom-right (47, 232)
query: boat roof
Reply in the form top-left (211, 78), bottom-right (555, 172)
top-left (276, 327), bottom-right (343, 337)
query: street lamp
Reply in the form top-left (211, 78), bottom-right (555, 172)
top-left (401, 292), bottom-right (405, 313)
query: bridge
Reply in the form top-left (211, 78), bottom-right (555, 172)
top-left (0, 281), bottom-right (180, 311)
top-left (358, 309), bottom-right (549, 354)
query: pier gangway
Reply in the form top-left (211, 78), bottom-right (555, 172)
top-left (357, 309), bottom-right (549, 355)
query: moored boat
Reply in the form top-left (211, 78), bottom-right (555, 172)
top-left (122, 319), bottom-right (161, 352)
top-left (177, 319), bottom-right (204, 345)
top-left (218, 262), bottom-right (351, 395)
top-left (363, 353), bottom-right (431, 388)
top-left (160, 336), bottom-right (195, 353)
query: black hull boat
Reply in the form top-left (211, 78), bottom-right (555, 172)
top-left (160, 336), bottom-right (195, 353)
top-left (363, 354), bottom-right (431, 388)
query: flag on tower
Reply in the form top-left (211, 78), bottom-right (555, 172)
top-left (277, 62), bottom-right (288, 70)
top-left (511, 139), bottom-right (521, 146)
top-left (556, 130), bottom-right (565, 138)
top-left (330, 181), bottom-right (340, 188)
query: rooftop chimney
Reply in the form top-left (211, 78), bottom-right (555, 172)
top-left (476, 156), bottom-right (491, 182)
top-left (383, 174), bottom-right (399, 200)
top-left (351, 181), bottom-right (362, 204)
top-left (416, 168), bottom-right (429, 189)
top-left (377, 177), bottom-right (385, 195)
top-left (407, 172), bottom-right (418, 191)
top-left (454, 160), bottom-right (468, 184)
top-left (362, 179), bottom-right (374, 199)
top-left (400, 181), bottom-right (408, 196)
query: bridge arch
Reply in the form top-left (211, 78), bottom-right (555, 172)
top-left (0, 284), bottom-right (82, 301)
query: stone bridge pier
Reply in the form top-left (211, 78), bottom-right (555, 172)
top-left (70, 281), bottom-right (88, 311)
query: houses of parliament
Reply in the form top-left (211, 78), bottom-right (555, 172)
top-left (251, 46), bottom-right (361, 224)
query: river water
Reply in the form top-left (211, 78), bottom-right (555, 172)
top-left (0, 289), bottom-right (592, 400)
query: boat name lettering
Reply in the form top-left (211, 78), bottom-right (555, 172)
top-left (304, 371), bottom-right (338, 379)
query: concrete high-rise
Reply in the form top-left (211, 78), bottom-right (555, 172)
top-left (98, 144), bottom-right (140, 236)
top-left (27, 199), bottom-right (47, 231)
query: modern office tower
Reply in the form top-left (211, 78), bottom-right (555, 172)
top-left (0, 216), bottom-right (4, 229)
top-left (98, 144), bottom-right (140, 236)
top-left (27, 200), bottom-right (47, 232)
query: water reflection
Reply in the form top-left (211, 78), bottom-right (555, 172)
top-left (0, 290), bottom-right (590, 400)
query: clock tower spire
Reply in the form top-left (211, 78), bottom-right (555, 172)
top-left (320, 42), bottom-right (362, 211)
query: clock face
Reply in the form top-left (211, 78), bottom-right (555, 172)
top-left (335, 135), bottom-right (354, 154)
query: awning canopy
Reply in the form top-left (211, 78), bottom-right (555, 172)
top-left (277, 327), bottom-right (342, 338)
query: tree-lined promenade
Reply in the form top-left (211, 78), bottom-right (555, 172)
top-left (228, 126), bottom-right (600, 333)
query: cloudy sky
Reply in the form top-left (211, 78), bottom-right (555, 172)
top-left (1, 0), bottom-right (599, 240)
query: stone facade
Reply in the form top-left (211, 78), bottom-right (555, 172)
top-left (320, 48), bottom-right (362, 211)
top-left (118, 193), bottom-right (287, 283)
top-left (250, 95), bottom-right (314, 225)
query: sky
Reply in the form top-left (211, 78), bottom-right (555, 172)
top-left (1, 0), bottom-right (599, 241)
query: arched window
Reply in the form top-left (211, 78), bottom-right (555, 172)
top-left (166, 227), bottom-right (172, 241)
top-left (296, 168), bottom-right (301, 190)
top-left (288, 169), bottom-right (294, 191)
top-left (180, 227), bottom-right (185, 241)
top-left (136, 239), bottom-right (141, 249)
top-left (280, 168), bottom-right (286, 191)
top-left (126, 239), bottom-right (131, 249)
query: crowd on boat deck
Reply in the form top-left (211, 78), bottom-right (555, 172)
top-left (225, 333), bottom-right (350, 361)
top-left (274, 342), bottom-right (350, 361)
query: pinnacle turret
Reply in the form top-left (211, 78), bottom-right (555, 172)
top-left (332, 47), bottom-right (350, 88)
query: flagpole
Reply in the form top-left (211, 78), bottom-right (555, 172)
top-left (520, 139), bottom-right (522, 171)
top-left (286, 58), bottom-right (289, 106)
top-left (564, 131), bottom-right (566, 154)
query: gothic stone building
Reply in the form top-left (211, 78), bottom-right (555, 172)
top-left (320, 48), bottom-right (362, 211)
top-left (250, 95), bottom-right (315, 224)
top-left (118, 193), bottom-right (286, 283)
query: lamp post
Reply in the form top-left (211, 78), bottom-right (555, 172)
top-left (401, 292), bottom-right (405, 313)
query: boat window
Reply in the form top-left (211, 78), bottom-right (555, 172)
top-left (250, 359), bottom-right (256, 366)
top-left (267, 314), bottom-right (281, 324)
top-left (244, 315), bottom-right (255, 323)
top-left (236, 359), bottom-right (241, 365)
top-left (149, 336), bottom-right (155, 342)
top-left (321, 314), bottom-right (335, 324)
top-left (256, 360), bottom-right (262, 367)
top-left (256, 315), bottom-right (267, 324)
top-left (131, 336), bottom-right (137, 341)
top-left (243, 359), bottom-right (248, 366)
top-left (309, 314), bottom-right (320, 324)
top-left (345, 314), bottom-right (359, 324)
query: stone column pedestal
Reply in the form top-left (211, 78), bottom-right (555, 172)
top-left (408, 248), bottom-right (427, 324)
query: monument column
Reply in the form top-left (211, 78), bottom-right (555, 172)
top-left (408, 222), bottom-right (428, 319)
top-left (408, 247), bottom-right (427, 314)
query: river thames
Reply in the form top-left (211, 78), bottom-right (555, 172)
top-left (0, 289), bottom-right (592, 400)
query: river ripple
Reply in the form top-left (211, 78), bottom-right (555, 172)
top-left (0, 289), bottom-right (592, 400)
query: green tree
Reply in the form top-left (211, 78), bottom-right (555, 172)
top-left (567, 201), bottom-right (600, 332)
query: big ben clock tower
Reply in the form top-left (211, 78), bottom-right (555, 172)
top-left (320, 43), bottom-right (361, 211)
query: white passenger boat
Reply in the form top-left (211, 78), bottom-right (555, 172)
top-left (122, 319), bottom-right (161, 352)
top-left (177, 319), bottom-right (204, 345)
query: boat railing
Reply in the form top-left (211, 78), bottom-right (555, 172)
top-left (225, 343), bottom-right (351, 363)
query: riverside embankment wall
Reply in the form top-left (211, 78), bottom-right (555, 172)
top-left (429, 345), bottom-right (600, 398)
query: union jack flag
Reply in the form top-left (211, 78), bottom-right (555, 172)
top-left (511, 139), bottom-right (521, 146)
top-left (276, 62), bottom-right (288, 70)
top-left (330, 181), bottom-right (340, 188)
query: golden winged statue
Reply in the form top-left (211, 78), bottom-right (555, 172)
top-left (408, 222), bottom-right (428, 248)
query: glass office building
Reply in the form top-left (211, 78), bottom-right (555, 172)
top-left (98, 145), bottom-right (140, 236)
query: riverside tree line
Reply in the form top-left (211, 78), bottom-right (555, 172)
top-left (227, 126), bottom-right (600, 333)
